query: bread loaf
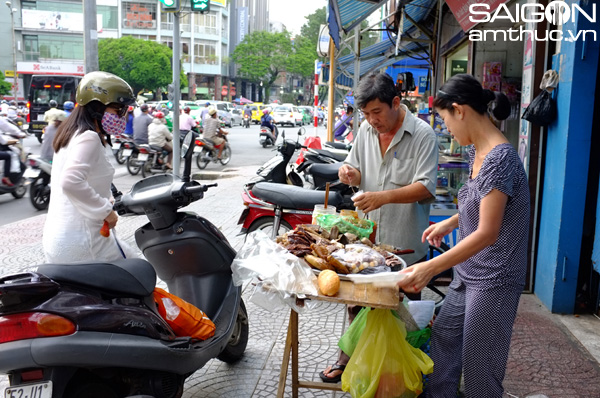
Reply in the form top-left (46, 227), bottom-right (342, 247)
top-left (318, 270), bottom-right (340, 296)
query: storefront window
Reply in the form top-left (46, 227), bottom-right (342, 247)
top-left (194, 13), bottom-right (217, 35)
top-left (122, 1), bottom-right (157, 30)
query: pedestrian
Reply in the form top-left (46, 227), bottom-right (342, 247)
top-left (148, 111), bottom-right (173, 169)
top-left (202, 106), bottom-right (228, 159)
top-left (42, 71), bottom-right (137, 263)
top-left (319, 72), bottom-right (438, 383)
top-left (40, 111), bottom-right (66, 162)
top-left (397, 74), bottom-right (530, 397)
top-left (133, 103), bottom-right (152, 145)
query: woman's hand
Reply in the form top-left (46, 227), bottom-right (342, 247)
top-left (422, 219), bottom-right (456, 248)
top-left (396, 261), bottom-right (435, 293)
top-left (104, 210), bottom-right (118, 230)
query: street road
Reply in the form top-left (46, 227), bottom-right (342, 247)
top-left (0, 123), bottom-right (329, 227)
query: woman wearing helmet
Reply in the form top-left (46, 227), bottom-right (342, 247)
top-left (148, 111), bottom-right (173, 169)
top-left (42, 71), bottom-right (137, 264)
top-left (260, 107), bottom-right (278, 141)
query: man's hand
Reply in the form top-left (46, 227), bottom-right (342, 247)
top-left (339, 164), bottom-right (360, 186)
top-left (352, 191), bottom-right (385, 214)
top-left (104, 210), bottom-right (119, 230)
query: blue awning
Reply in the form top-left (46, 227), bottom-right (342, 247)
top-left (328, 0), bottom-right (387, 48)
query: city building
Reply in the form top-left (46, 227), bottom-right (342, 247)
top-left (0, 0), bottom-right (232, 102)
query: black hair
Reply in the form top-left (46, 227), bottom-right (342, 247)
top-left (347, 105), bottom-right (354, 113)
top-left (53, 100), bottom-right (107, 152)
top-left (355, 72), bottom-right (400, 109)
top-left (433, 74), bottom-right (511, 121)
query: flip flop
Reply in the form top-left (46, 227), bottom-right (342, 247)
top-left (318, 363), bottom-right (346, 383)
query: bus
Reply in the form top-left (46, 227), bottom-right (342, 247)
top-left (27, 74), bottom-right (82, 143)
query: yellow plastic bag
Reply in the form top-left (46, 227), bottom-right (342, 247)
top-left (341, 309), bottom-right (433, 398)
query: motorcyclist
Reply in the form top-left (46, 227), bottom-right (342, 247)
top-left (203, 106), bottom-right (228, 159)
top-left (243, 106), bottom-right (252, 119)
top-left (148, 111), bottom-right (173, 169)
top-left (40, 111), bottom-right (66, 162)
top-left (133, 103), bottom-right (152, 145)
top-left (260, 108), bottom-right (277, 139)
top-left (0, 116), bottom-right (24, 186)
top-left (179, 106), bottom-right (198, 132)
top-left (124, 106), bottom-right (135, 136)
top-left (63, 101), bottom-right (75, 117)
top-left (43, 100), bottom-right (64, 123)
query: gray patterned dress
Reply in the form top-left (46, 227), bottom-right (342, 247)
top-left (427, 143), bottom-right (530, 398)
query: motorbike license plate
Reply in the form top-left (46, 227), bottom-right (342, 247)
top-left (112, 142), bottom-right (121, 150)
top-left (4, 381), bottom-right (52, 398)
top-left (193, 146), bottom-right (203, 153)
top-left (138, 153), bottom-right (149, 161)
top-left (23, 168), bottom-right (40, 179)
top-left (123, 149), bottom-right (133, 157)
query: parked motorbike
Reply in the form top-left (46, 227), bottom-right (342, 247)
top-left (0, 132), bottom-right (249, 398)
top-left (259, 124), bottom-right (278, 148)
top-left (26, 155), bottom-right (52, 210)
top-left (242, 114), bottom-right (250, 128)
top-left (194, 135), bottom-right (231, 170)
top-left (251, 128), bottom-right (304, 187)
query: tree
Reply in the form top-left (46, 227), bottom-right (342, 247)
top-left (98, 36), bottom-right (185, 96)
top-left (0, 72), bottom-right (12, 96)
top-left (300, 6), bottom-right (327, 60)
top-left (231, 30), bottom-right (293, 102)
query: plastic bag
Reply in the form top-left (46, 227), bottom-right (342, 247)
top-left (153, 287), bottom-right (216, 341)
top-left (330, 244), bottom-right (386, 274)
top-left (317, 214), bottom-right (374, 239)
top-left (341, 309), bottom-right (434, 398)
top-left (231, 230), bottom-right (318, 312)
top-left (522, 90), bottom-right (557, 126)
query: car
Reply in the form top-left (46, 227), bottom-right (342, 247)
top-left (272, 104), bottom-right (303, 126)
top-left (199, 101), bottom-right (235, 127)
top-left (230, 108), bottom-right (244, 126)
top-left (251, 102), bottom-right (264, 124)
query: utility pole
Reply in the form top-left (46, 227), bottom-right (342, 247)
top-left (6, 2), bottom-right (18, 100)
top-left (171, 12), bottom-right (181, 174)
top-left (83, 0), bottom-right (99, 73)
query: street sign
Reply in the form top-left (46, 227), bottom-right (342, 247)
top-left (191, 0), bottom-right (210, 13)
top-left (160, 0), bottom-right (180, 12)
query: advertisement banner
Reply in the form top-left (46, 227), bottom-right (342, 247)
top-left (22, 9), bottom-right (103, 32)
top-left (17, 61), bottom-right (85, 76)
top-left (238, 7), bottom-right (248, 45)
top-left (445, 0), bottom-right (506, 32)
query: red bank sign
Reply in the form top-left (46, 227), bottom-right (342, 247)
top-left (446, 0), bottom-right (507, 32)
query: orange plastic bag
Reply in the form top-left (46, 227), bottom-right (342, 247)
top-left (153, 287), bottom-right (215, 340)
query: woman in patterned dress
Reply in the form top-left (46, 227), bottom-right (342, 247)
top-left (397, 74), bottom-right (530, 397)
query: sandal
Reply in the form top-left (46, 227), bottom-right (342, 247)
top-left (1, 177), bottom-right (14, 187)
top-left (319, 362), bottom-right (346, 383)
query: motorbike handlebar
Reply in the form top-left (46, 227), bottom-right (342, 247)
top-left (183, 183), bottom-right (218, 195)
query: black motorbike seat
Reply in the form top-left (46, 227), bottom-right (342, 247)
top-left (313, 148), bottom-right (347, 162)
top-left (37, 259), bottom-right (157, 297)
top-left (325, 141), bottom-right (349, 150)
top-left (310, 162), bottom-right (343, 182)
top-left (252, 182), bottom-right (343, 209)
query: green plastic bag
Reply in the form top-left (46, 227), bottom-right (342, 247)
top-left (341, 309), bottom-right (434, 398)
top-left (317, 214), bottom-right (374, 239)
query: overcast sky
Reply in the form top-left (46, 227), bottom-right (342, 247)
top-left (269, 0), bottom-right (327, 35)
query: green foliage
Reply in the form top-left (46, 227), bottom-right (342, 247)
top-left (0, 72), bottom-right (12, 96)
top-left (288, 35), bottom-right (317, 78)
top-left (98, 36), bottom-right (185, 95)
top-left (232, 30), bottom-right (293, 101)
top-left (300, 6), bottom-right (326, 60)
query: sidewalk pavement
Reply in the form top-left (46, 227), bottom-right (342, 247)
top-left (1, 166), bottom-right (600, 397)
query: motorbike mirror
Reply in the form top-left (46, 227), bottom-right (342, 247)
top-left (298, 127), bottom-right (305, 136)
top-left (181, 131), bottom-right (194, 157)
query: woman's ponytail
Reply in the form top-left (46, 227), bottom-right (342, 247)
top-left (488, 91), bottom-right (511, 121)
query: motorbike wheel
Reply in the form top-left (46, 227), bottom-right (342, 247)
top-left (126, 153), bottom-right (141, 175)
top-left (11, 180), bottom-right (27, 199)
top-left (262, 140), bottom-right (268, 148)
top-left (141, 159), bottom-right (152, 178)
top-left (219, 144), bottom-right (232, 165)
top-left (196, 149), bottom-right (210, 169)
top-left (217, 299), bottom-right (249, 363)
top-left (29, 176), bottom-right (50, 210)
top-left (247, 217), bottom-right (293, 237)
top-left (114, 146), bottom-right (126, 164)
